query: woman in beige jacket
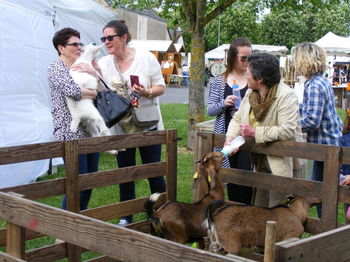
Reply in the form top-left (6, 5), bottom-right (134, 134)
top-left (226, 53), bottom-right (303, 207)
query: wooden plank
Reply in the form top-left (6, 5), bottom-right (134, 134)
top-left (339, 185), bottom-right (350, 203)
top-left (264, 221), bottom-right (277, 262)
top-left (211, 134), bottom-right (328, 161)
top-left (274, 225), bottom-right (350, 262)
top-left (220, 168), bottom-right (322, 198)
top-left (25, 242), bottom-right (68, 262)
top-left (166, 129), bottom-right (177, 201)
top-left (340, 146), bottom-right (350, 165)
top-left (0, 251), bottom-right (26, 262)
top-left (0, 192), bottom-right (251, 262)
top-left (192, 132), bottom-right (214, 202)
top-left (0, 178), bottom-right (65, 200)
top-left (85, 256), bottom-right (120, 262)
top-left (6, 223), bottom-right (25, 259)
top-left (320, 146), bottom-right (340, 232)
top-left (77, 130), bottom-right (167, 154)
top-left (0, 141), bottom-right (64, 165)
top-left (79, 162), bottom-right (166, 190)
top-left (81, 195), bottom-right (166, 222)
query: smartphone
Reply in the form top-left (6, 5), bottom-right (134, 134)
top-left (130, 75), bottom-right (140, 86)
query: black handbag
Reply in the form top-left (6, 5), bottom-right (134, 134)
top-left (94, 78), bottom-right (131, 128)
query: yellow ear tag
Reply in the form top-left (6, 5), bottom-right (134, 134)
top-left (193, 172), bottom-right (198, 179)
top-left (208, 175), bottom-right (211, 183)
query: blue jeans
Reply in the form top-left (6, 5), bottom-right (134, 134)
top-left (312, 160), bottom-right (324, 218)
top-left (62, 152), bottom-right (100, 210)
top-left (182, 72), bottom-right (189, 88)
top-left (116, 143), bottom-right (166, 223)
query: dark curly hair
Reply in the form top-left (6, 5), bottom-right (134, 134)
top-left (247, 53), bottom-right (280, 88)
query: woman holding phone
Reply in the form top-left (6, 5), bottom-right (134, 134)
top-left (98, 20), bottom-right (166, 226)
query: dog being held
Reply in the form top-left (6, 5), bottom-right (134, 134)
top-left (67, 43), bottom-right (117, 154)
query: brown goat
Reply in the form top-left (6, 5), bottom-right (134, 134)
top-left (206, 195), bottom-right (321, 255)
top-left (144, 151), bottom-right (225, 244)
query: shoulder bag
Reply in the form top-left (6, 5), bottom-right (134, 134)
top-left (94, 77), bottom-right (131, 128)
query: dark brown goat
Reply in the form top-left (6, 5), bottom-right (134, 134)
top-left (206, 195), bottom-right (321, 255)
top-left (144, 151), bottom-right (225, 244)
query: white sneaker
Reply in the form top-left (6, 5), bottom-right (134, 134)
top-left (117, 219), bottom-right (130, 227)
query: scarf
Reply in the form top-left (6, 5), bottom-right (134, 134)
top-left (249, 84), bottom-right (278, 122)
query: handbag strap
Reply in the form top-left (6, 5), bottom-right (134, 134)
top-left (98, 77), bottom-right (111, 91)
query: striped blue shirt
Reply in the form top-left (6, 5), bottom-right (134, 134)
top-left (300, 73), bottom-right (342, 145)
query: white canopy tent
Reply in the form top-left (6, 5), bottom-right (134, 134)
top-left (315, 31), bottom-right (350, 56)
top-left (0, 0), bottom-right (117, 188)
top-left (205, 44), bottom-right (288, 63)
top-left (129, 40), bottom-right (177, 52)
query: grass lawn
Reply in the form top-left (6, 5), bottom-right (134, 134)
top-left (5, 104), bottom-right (348, 258)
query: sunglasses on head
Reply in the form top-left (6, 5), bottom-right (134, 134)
top-left (65, 42), bottom-right (84, 47)
top-left (100, 33), bottom-right (123, 43)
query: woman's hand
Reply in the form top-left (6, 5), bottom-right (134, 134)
top-left (240, 124), bottom-right (255, 138)
top-left (224, 136), bottom-right (239, 155)
top-left (132, 84), bottom-right (154, 97)
top-left (340, 175), bottom-right (350, 186)
top-left (71, 63), bottom-right (98, 78)
top-left (81, 87), bottom-right (97, 99)
top-left (224, 95), bottom-right (237, 107)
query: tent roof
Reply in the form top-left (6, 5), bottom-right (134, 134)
top-left (129, 40), bottom-right (177, 52)
top-left (174, 43), bottom-right (185, 53)
top-left (315, 32), bottom-right (350, 56)
top-left (205, 44), bottom-right (288, 60)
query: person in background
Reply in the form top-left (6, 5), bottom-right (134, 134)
top-left (48, 27), bottom-right (100, 210)
top-left (182, 63), bottom-right (189, 88)
top-left (292, 42), bottom-right (343, 217)
top-left (225, 53), bottom-right (303, 208)
top-left (98, 20), bottom-right (166, 226)
top-left (207, 38), bottom-right (253, 205)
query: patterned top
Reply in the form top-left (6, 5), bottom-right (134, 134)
top-left (207, 75), bottom-right (247, 167)
top-left (300, 73), bottom-right (342, 145)
top-left (48, 59), bottom-right (87, 141)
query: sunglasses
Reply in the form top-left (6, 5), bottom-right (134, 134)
top-left (65, 42), bottom-right (84, 48)
top-left (239, 56), bottom-right (248, 62)
top-left (100, 33), bottom-right (123, 43)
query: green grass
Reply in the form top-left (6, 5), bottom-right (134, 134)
top-left (6, 104), bottom-right (349, 259)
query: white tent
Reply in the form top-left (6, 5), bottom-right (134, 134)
top-left (315, 32), bottom-right (350, 56)
top-left (205, 44), bottom-right (288, 63)
top-left (129, 40), bottom-right (177, 52)
top-left (0, 0), bottom-right (117, 188)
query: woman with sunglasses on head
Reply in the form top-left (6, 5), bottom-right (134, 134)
top-left (207, 38), bottom-right (253, 205)
top-left (48, 27), bottom-right (101, 211)
top-left (98, 20), bottom-right (166, 226)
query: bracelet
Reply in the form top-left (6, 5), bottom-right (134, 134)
top-left (148, 88), bottom-right (153, 98)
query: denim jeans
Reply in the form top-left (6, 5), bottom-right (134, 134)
top-left (312, 160), bottom-right (324, 218)
top-left (62, 152), bottom-right (100, 210)
top-left (116, 143), bottom-right (166, 223)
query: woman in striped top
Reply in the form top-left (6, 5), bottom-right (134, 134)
top-left (207, 38), bottom-right (253, 204)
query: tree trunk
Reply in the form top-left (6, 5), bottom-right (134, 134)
top-left (187, 32), bottom-right (205, 150)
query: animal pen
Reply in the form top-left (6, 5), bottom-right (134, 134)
top-left (0, 129), bottom-right (350, 262)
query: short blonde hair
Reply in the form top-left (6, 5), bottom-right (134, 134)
top-left (291, 42), bottom-right (326, 79)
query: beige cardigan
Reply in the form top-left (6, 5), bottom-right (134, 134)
top-left (226, 82), bottom-right (303, 177)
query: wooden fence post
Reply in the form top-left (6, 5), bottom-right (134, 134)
top-left (321, 146), bottom-right (340, 232)
top-left (6, 193), bottom-right (25, 260)
top-left (64, 140), bottom-right (81, 262)
top-left (166, 129), bottom-right (178, 202)
top-left (264, 221), bottom-right (277, 262)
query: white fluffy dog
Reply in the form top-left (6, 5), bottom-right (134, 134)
top-left (67, 43), bottom-right (117, 154)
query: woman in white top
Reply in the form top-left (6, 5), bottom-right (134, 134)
top-left (98, 20), bottom-right (166, 226)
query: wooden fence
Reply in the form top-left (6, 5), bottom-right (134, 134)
top-left (195, 132), bottom-right (350, 261)
top-left (1, 130), bottom-right (350, 261)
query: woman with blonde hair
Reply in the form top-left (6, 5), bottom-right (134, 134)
top-left (292, 42), bottom-right (342, 217)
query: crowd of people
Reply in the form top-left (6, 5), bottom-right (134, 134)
top-left (48, 20), bottom-right (350, 226)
